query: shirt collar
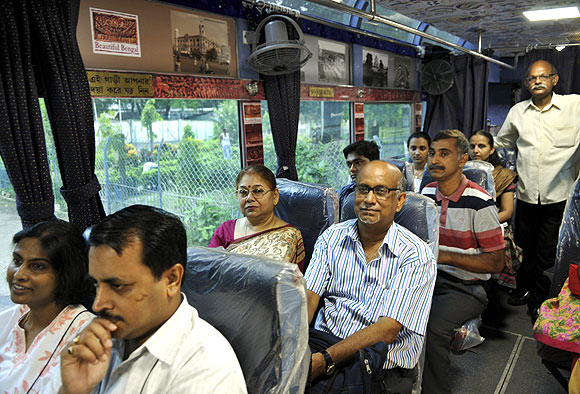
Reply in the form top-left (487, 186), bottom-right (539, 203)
top-left (435, 174), bottom-right (468, 203)
top-left (344, 219), bottom-right (404, 257)
top-left (525, 92), bottom-right (562, 111)
top-left (128, 293), bottom-right (193, 366)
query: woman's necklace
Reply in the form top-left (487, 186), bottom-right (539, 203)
top-left (413, 166), bottom-right (425, 178)
top-left (20, 311), bottom-right (31, 328)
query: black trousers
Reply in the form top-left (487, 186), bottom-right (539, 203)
top-left (515, 199), bottom-right (566, 307)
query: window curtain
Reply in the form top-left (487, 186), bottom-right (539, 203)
top-left (521, 47), bottom-right (580, 98)
top-left (263, 71), bottom-right (301, 181)
top-left (424, 54), bottom-right (489, 139)
top-left (0, 0), bottom-right (105, 229)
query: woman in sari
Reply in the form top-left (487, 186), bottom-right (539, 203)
top-left (0, 221), bottom-right (95, 393)
top-left (469, 130), bottom-right (522, 289)
top-left (209, 165), bottom-right (306, 271)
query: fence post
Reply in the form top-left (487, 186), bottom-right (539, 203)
top-left (157, 139), bottom-right (164, 209)
top-left (103, 137), bottom-right (111, 213)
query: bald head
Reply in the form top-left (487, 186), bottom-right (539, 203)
top-left (526, 60), bottom-right (557, 78)
top-left (525, 60), bottom-right (559, 102)
top-left (354, 160), bottom-right (406, 229)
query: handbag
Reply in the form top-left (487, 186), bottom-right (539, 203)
top-left (308, 328), bottom-right (389, 394)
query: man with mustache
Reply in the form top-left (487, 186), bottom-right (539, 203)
top-left (337, 140), bottom-right (380, 212)
top-left (305, 161), bottom-right (436, 392)
top-left (421, 130), bottom-right (505, 394)
top-left (56, 205), bottom-right (247, 394)
top-left (495, 60), bottom-right (580, 319)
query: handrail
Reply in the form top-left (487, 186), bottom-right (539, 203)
top-left (300, 0), bottom-right (517, 69)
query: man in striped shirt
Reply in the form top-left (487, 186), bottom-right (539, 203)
top-left (305, 160), bottom-right (437, 391)
top-left (421, 129), bottom-right (505, 394)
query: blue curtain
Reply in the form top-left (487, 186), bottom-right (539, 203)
top-left (263, 72), bottom-right (301, 180)
top-left (0, 0), bottom-right (105, 228)
top-left (424, 54), bottom-right (489, 139)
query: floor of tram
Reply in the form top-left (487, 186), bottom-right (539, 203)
top-left (449, 284), bottom-right (568, 394)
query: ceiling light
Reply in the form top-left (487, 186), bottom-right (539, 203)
top-left (523, 6), bottom-right (580, 21)
top-left (555, 45), bottom-right (566, 51)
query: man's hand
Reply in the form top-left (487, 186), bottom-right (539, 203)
top-left (310, 352), bottom-right (326, 381)
top-left (60, 318), bottom-right (118, 394)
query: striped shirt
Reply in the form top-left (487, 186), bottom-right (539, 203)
top-left (305, 220), bottom-right (437, 369)
top-left (422, 175), bottom-right (505, 281)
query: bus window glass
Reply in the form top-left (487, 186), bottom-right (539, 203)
top-left (262, 100), bottom-right (351, 191)
top-left (92, 98), bottom-right (241, 247)
top-left (364, 103), bottom-right (411, 159)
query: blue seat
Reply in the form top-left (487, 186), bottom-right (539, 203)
top-left (394, 192), bottom-right (440, 259)
top-left (183, 247), bottom-right (309, 394)
top-left (274, 178), bottom-right (338, 271)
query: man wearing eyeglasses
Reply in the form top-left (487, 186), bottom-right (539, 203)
top-left (495, 60), bottom-right (580, 319)
top-left (305, 160), bottom-right (436, 393)
top-left (421, 129), bottom-right (505, 394)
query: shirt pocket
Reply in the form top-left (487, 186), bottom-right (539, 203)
top-left (550, 122), bottom-right (577, 148)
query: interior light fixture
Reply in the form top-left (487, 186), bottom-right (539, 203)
top-left (555, 45), bottom-right (566, 51)
top-left (523, 6), bottom-right (580, 21)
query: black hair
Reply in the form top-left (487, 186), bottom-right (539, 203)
top-left (470, 130), bottom-right (502, 166)
top-left (88, 205), bottom-right (187, 280)
top-left (407, 132), bottom-right (431, 148)
top-left (342, 140), bottom-right (380, 160)
top-left (432, 129), bottom-right (469, 156)
top-left (13, 220), bottom-right (93, 306)
top-left (235, 165), bottom-right (277, 190)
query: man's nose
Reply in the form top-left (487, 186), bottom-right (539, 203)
top-left (364, 189), bottom-right (377, 203)
top-left (92, 287), bottom-right (113, 313)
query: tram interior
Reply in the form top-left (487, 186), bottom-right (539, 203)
top-left (1, 0), bottom-right (579, 392)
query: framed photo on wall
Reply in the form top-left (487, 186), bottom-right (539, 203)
top-left (89, 8), bottom-right (141, 57)
top-left (362, 47), bottom-right (389, 88)
top-left (301, 35), bottom-right (349, 85)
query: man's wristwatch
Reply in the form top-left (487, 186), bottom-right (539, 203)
top-left (320, 350), bottom-right (336, 375)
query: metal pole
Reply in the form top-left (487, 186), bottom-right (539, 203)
top-left (478, 31), bottom-right (482, 53)
top-left (157, 139), bottom-right (164, 209)
top-left (251, 0), bottom-right (517, 70)
top-left (103, 137), bottom-right (111, 213)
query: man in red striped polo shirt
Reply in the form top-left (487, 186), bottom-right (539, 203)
top-left (421, 129), bottom-right (505, 394)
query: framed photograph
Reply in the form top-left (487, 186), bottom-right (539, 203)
top-left (90, 8), bottom-right (141, 57)
top-left (301, 36), bottom-right (349, 85)
top-left (393, 55), bottom-right (416, 90)
top-left (170, 10), bottom-right (234, 77)
top-left (362, 48), bottom-right (389, 88)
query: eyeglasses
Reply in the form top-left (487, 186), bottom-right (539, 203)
top-left (525, 73), bottom-right (556, 84)
top-left (235, 188), bottom-right (273, 199)
top-left (355, 184), bottom-right (399, 200)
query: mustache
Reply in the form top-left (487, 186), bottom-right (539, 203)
top-left (429, 165), bottom-right (445, 171)
top-left (97, 311), bottom-right (125, 323)
top-left (532, 84), bottom-right (547, 90)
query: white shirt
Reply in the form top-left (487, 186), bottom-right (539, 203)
top-left (54, 295), bottom-right (247, 394)
top-left (495, 93), bottom-right (580, 204)
top-left (0, 304), bottom-right (93, 394)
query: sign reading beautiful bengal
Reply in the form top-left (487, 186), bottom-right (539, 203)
top-left (87, 71), bottom-right (152, 97)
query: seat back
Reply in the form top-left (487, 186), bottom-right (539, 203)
top-left (183, 247), bottom-right (309, 394)
top-left (385, 158), bottom-right (406, 172)
top-left (496, 148), bottom-right (517, 172)
top-left (394, 192), bottom-right (440, 259)
top-left (274, 178), bottom-right (338, 271)
top-left (419, 160), bottom-right (496, 198)
top-left (550, 177), bottom-right (580, 297)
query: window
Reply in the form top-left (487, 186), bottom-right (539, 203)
top-left (262, 100), bottom-right (351, 191)
top-left (364, 103), bottom-right (411, 159)
top-left (92, 98), bottom-right (242, 246)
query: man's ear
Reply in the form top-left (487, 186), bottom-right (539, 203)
top-left (458, 153), bottom-right (469, 168)
top-left (553, 74), bottom-right (559, 86)
top-left (164, 263), bottom-right (184, 296)
top-left (395, 192), bottom-right (406, 213)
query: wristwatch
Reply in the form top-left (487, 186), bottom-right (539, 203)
top-left (320, 349), bottom-right (336, 375)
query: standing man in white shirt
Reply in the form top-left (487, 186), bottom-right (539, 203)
top-left (57, 205), bottom-right (247, 394)
top-left (495, 60), bottom-right (580, 320)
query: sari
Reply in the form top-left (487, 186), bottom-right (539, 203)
top-left (210, 220), bottom-right (305, 271)
top-left (491, 165), bottom-right (522, 289)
